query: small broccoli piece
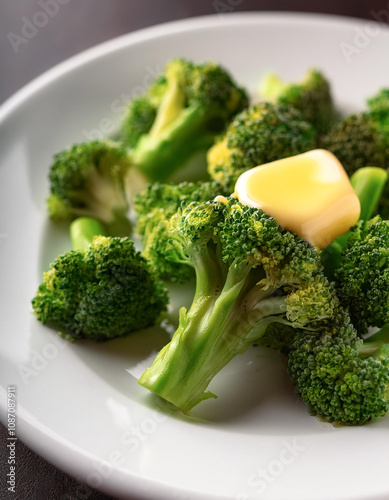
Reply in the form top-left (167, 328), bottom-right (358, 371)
top-left (322, 113), bottom-right (389, 176)
top-left (32, 217), bottom-right (168, 341)
top-left (334, 216), bottom-right (389, 334)
top-left (260, 69), bottom-right (336, 135)
top-left (134, 180), bottom-right (230, 282)
top-left (288, 317), bottom-right (389, 425)
top-left (207, 103), bottom-right (317, 191)
top-left (122, 59), bottom-right (248, 182)
top-left (323, 88), bottom-right (389, 179)
top-left (139, 199), bottom-right (337, 412)
top-left (47, 140), bottom-right (132, 236)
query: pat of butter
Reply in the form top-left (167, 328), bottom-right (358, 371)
top-left (235, 149), bottom-right (360, 248)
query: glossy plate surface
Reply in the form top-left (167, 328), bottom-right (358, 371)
top-left (1, 12), bottom-right (389, 500)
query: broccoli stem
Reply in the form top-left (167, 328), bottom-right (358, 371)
top-left (322, 166), bottom-right (388, 279)
top-left (148, 79), bottom-right (185, 138)
top-left (131, 106), bottom-right (215, 182)
top-left (139, 260), bottom-right (288, 412)
top-left (350, 167), bottom-right (388, 221)
top-left (70, 217), bottom-right (107, 250)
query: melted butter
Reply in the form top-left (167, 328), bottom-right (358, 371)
top-left (235, 149), bottom-right (360, 248)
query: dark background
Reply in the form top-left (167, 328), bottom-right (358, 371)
top-left (1, 1), bottom-right (388, 499)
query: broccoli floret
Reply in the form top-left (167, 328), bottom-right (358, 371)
top-left (122, 59), bottom-right (248, 182)
top-left (323, 88), bottom-right (389, 179)
top-left (47, 140), bottom-right (132, 236)
top-left (334, 216), bottom-right (389, 334)
top-left (288, 317), bottom-right (389, 425)
top-left (207, 103), bottom-right (317, 191)
top-left (134, 180), bottom-right (230, 282)
top-left (322, 113), bottom-right (389, 176)
top-left (260, 69), bottom-right (336, 135)
top-left (139, 199), bottom-right (337, 412)
top-left (32, 217), bottom-right (168, 341)
top-left (121, 96), bottom-right (158, 149)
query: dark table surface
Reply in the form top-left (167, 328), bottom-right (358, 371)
top-left (1, 1), bottom-right (388, 499)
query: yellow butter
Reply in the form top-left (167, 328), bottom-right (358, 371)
top-left (234, 149), bottom-right (360, 248)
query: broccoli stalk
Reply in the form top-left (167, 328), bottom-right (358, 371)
top-left (32, 217), bottom-right (168, 341)
top-left (322, 166), bottom-right (388, 279)
top-left (139, 199), bottom-right (337, 411)
top-left (122, 59), bottom-right (249, 182)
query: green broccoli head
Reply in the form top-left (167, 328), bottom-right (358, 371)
top-left (47, 140), bottom-right (132, 235)
top-left (260, 68), bottom-right (337, 134)
top-left (207, 102), bottom-right (317, 191)
top-left (322, 113), bottom-right (389, 176)
top-left (134, 180), bottom-right (230, 282)
top-left (139, 199), bottom-right (337, 411)
top-left (334, 216), bottom-right (389, 334)
top-left (288, 315), bottom-right (389, 425)
top-left (122, 58), bottom-right (249, 182)
top-left (32, 222), bottom-right (168, 341)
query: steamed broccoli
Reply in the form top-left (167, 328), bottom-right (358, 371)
top-left (134, 180), bottom-right (230, 282)
top-left (323, 88), bottom-right (389, 178)
top-left (32, 217), bottom-right (168, 341)
top-left (122, 59), bottom-right (249, 182)
top-left (139, 199), bottom-right (337, 412)
top-left (322, 113), bottom-right (389, 176)
top-left (259, 69), bottom-right (336, 135)
top-left (288, 317), bottom-right (389, 425)
top-left (334, 216), bottom-right (389, 334)
top-left (207, 102), bottom-right (317, 191)
top-left (47, 140), bottom-right (132, 236)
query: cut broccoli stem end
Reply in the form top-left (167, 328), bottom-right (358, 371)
top-left (139, 260), bottom-right (288, 412)
top-left (70, 217), bottom-right (107, 250)
top-left (131, 105), bottom-right (216, 182)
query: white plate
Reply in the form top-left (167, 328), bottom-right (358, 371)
top-left (1, 12), bottom-right (389, 500)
